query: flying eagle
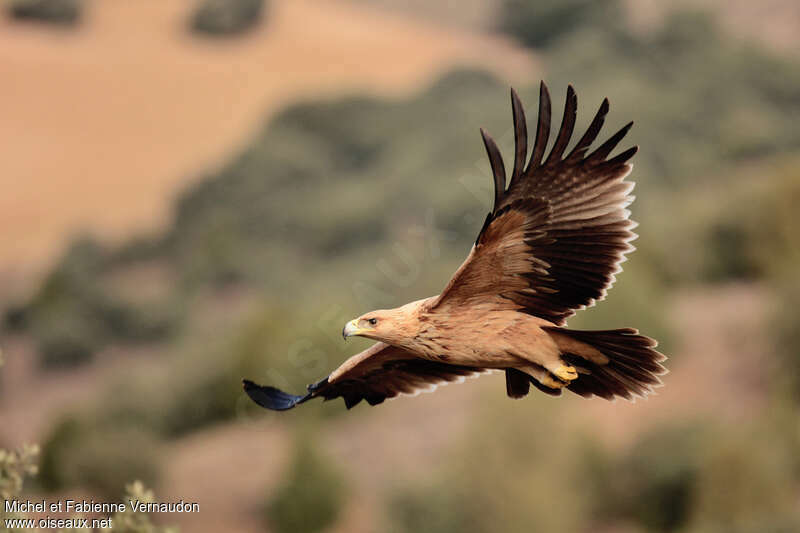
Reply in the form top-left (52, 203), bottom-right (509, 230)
top-left (243, 83), bottom-right (666, 411)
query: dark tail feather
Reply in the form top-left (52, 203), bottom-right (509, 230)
top-left (505, 368), bottom-right (531, 398)
top-left (242, 379), bottom-right (311, 411)
top-left (545, 327), bottom-right (667, 401)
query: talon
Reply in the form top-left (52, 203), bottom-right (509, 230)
top-left (553, 364), bottom-right (578, 382)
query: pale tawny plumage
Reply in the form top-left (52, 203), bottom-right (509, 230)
top-left (243, 83), bottom-right (666, 411)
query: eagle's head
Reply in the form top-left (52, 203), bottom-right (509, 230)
top-left (342, 298), bottom-right (428, 346)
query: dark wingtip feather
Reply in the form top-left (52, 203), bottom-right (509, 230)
top-left (527, 81), bottom-right (552, 171)
top-left (480, 127), bottom-right (506, 212)
top-left (589, 120), bottom-right (634, 163)
top-left (567, 97), bottom-right (610, 161)
top-left (242, 379), bottom-right (310, 411)
top-left (606, 145), bottom-right (639, 166)
top-left (546, 84), bottom-right (578, 165)
top-left (510, 87), bottom-right (528, 185)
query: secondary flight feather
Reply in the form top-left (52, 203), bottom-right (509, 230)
top-left (243, 82), bottom-right (667, 411)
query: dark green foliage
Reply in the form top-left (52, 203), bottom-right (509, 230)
top-left (38, 417), bottom-right (160, 500)
top-left (7, 0), bottom-right (81, 25)
top-left (702, 221), bottom-right (758, 281)
top-left (582, 420), bottom-right (800, 532)
top-left (387, 402), bottom-right (592, 533)
top-left (500, 0), bottom-right (624, 49)
top-left (772, 279), bottom-right (800, 404)
top-left (160, 70), bottom-right (510, 308)
top-left (3, 303), bottom-right (30, 331)
top-left (36, 315), bottom-right (100, 368)
top-left (16, 237), bottom-right (182, 368)
top-left (90, 325), bottom-right (255, 439)
top-left (265, 438), bottom-right (347, 533)
top-left (389, 483), bottom-right (486, 533)
top-left (667, 163), bottom-right (800, 284)
top-left (0, 380), bottom-right (174, 533)
top-left (190, 0), bottom-right (265, 36)
top-left (504, 6), bottom-right (800, 192)
top-left (587, 425), bottom-right (704, 531)
top-left (158, 367), bottom-right (241, 438)
top-left (28, 238), bottom-right (108, 367)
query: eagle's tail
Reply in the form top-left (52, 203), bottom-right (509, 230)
top-left (544, 327), bottom-right (667, 401)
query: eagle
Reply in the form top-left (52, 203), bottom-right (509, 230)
top-left (243, 83), bottom-right (666, 411)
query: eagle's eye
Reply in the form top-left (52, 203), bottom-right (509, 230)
top-left (368, 318), bottom-right (378, 326)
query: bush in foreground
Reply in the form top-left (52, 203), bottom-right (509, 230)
top-left (265, 437), bottom-right (348, 533)
top-left (38, 418), bottom-right (160, 500)
top-left (6, 0), bottom-right (81, 25)
top-left (189, 0), bottom-right (265, 36)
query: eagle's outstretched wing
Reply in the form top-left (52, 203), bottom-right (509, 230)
top-left (243, 342), bottom-right (485, 410)
top-left (429, 83), bottom-right (638, 326)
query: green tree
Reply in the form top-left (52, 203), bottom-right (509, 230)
top-left (265, 437), bottom-right (348, 533)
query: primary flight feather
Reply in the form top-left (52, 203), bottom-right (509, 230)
top-left (243, 83), bottom-right (667, 411)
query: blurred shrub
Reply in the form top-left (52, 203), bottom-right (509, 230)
top-left (265, 437), bottom-right (348, 533)
top-left (585, 424), bottom-right (706, 532)
top-left (388, 400), bottom-right (593, 533)
top-left (0, 360), bottom-right (176, 533)
top-left (87, 343), bottom-right (243, 439)
top-left (17, 237), bottom-right (182, 368)
top-left (506, 4), bottom-right (800, 196)
top-left (36, 314), bottom-right (101, 368)
top-left (190, 0), bottom-right (265, 36)
top-left (389, 481), bottom-right (485, 533)
top-left (6, 0), bottom-right (81, 25)
top-left (689, 426), bottom-right (800, 532)
top-left (2, 303), bottom-right (30, 332)
top-left (157, 361), bottom-right (242, 438)
top-left (771, 277), bottom-right (800, 404)
top-left (0, 356), bottom-right (38, 507)
top-left (38, 417), bottom-right (160, 500)
top-left (680, 162), bottom-right (800, 284)
top-left (86, 306), bottom-right (299, 440)
top-left (699, 168), bottom-right (800, 283)
top-left (155, 306), bottom-right (310, 436)
top-left (583, 420), bottom-right (800, 532)
top-left (500, 0), bottom-right (624, 49)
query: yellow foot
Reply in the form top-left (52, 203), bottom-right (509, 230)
top-left (540, 374), bottom-right (568, 389)
top-left (552, 364), bottom-right (578, 382)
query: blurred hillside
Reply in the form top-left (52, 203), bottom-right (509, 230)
top-left (8, 0), bottom-right (799, 372)
top-left (368, 0), bottom-right (800, 53)
top-left (0, 0), bottom-right (533, 290)
top-left (1, 1), bottom-right (799, 532)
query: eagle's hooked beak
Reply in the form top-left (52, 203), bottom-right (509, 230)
top-left (342, 319), bottom-right (361, 339)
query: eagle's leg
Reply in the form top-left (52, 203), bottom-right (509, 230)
top-left (515, 363), bottom-right (567, 389)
